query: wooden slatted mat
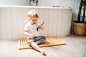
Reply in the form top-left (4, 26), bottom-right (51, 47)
top-left (18, 37), bottom-right (66, 50)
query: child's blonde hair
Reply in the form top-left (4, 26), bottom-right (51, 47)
top-left (27, 10), bottom-right (39, 19)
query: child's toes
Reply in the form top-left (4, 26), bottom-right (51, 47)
top-left (40, 49), bottom-right (45, 55)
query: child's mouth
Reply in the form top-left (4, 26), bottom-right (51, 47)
top-left (34, 23), bottom-right (36, 24)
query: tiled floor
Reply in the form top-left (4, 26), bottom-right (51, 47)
top-left (0, 34), bottom-right (86, 57)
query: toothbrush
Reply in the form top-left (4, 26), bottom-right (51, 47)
top-left (36, 17), bottom-right (46, 31)
top-left (39, 17), bottom-right (46, 27)
top-left (31, 32), bottom-right (36, 39)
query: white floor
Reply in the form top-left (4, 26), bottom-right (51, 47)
top-left (0, 34), bottom-right (86, 57)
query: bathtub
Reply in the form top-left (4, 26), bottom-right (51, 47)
top-left (0, 5), bottom-right (72, 40)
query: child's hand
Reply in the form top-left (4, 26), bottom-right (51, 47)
top-left (31, 34), bottom-right (35, 38)
top-left (41, 21), bottom-right (44, 25)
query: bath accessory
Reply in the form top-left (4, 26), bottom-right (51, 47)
top-left (36, 17), bottom-right (46, 31)
top-left (18, 37), bottom-right (66, 49)
top-left (31, 32), bottom-right (36, 39)
top-left (53, 6), bottom-right (70, 8)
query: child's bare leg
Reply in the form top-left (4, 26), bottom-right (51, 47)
top-left (30, 41), bottom-right (45, 55)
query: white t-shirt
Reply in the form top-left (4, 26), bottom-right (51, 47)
top-left (24, 22), bottom-right (40, 39)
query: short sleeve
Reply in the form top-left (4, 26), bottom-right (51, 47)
top-left (24, 24), bottom-right (29, 32)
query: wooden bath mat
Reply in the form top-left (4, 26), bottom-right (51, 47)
top-left (18, 37), bottom-right (66, 50)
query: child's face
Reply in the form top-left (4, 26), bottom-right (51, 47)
top-left (29, 17), bottom-right (38, 25)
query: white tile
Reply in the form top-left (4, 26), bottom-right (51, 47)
top-left (0, 34), bottom-right (86, 57)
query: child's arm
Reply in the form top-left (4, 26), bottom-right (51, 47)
top-left (24, 31), bottom-right (35, 38)
top-left (39, 21), bottom-right (44, 30)
top-left (37, 17), bottom-right (45, 31)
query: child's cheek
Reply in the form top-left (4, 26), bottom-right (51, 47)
top-left (32, 21), bottom-right (34, 24)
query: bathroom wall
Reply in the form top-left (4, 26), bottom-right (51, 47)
top-left (0, 0), bottom-right (82, 32)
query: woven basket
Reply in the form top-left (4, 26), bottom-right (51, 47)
top-left (85, 23), bottom-right (86, 35)
top-left (73, 21), bottom-right (86, 36)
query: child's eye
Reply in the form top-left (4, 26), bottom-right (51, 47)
top-left (36, 20), bottom-right (37, 21)
top-left (33, 20), bottom-right (34, 21)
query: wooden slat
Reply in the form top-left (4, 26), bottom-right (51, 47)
top-left (49, 37), bottom-right (56, 44)
top-left (23, 39), bottom-right (25, 47)
top-left (47, 37), bottom-right (53, 44)
top-left (18, 37), bottom-right (66, 50)
top-left (53, 37), bottom-right (60, 44)
top-left (25, 39), bottom-right (27, 47)
top-left (18, 39), bottom-right (20, 48)
top-left (20, 40), bottom-right (23, 48)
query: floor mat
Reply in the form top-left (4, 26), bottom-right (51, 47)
top-left (18, 37), bottom-right (66, 50)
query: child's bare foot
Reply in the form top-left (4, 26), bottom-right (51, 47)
top-left (40, 49), bottom-right (45, 55)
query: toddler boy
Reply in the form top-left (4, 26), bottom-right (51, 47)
top-left (24, 10), bottom-right (46, 55)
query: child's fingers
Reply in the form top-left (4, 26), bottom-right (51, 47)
top-left (42, 22), bottom-right (44, 25)
top-left (41, 21), bottom-right (44, 24)
top-left (31, 34), bottom-right (35, 38)
top-left (32, 34), bottom-right (35, 38)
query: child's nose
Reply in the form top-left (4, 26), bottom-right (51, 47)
top-left (34, 21), bottom-right (36, 22)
